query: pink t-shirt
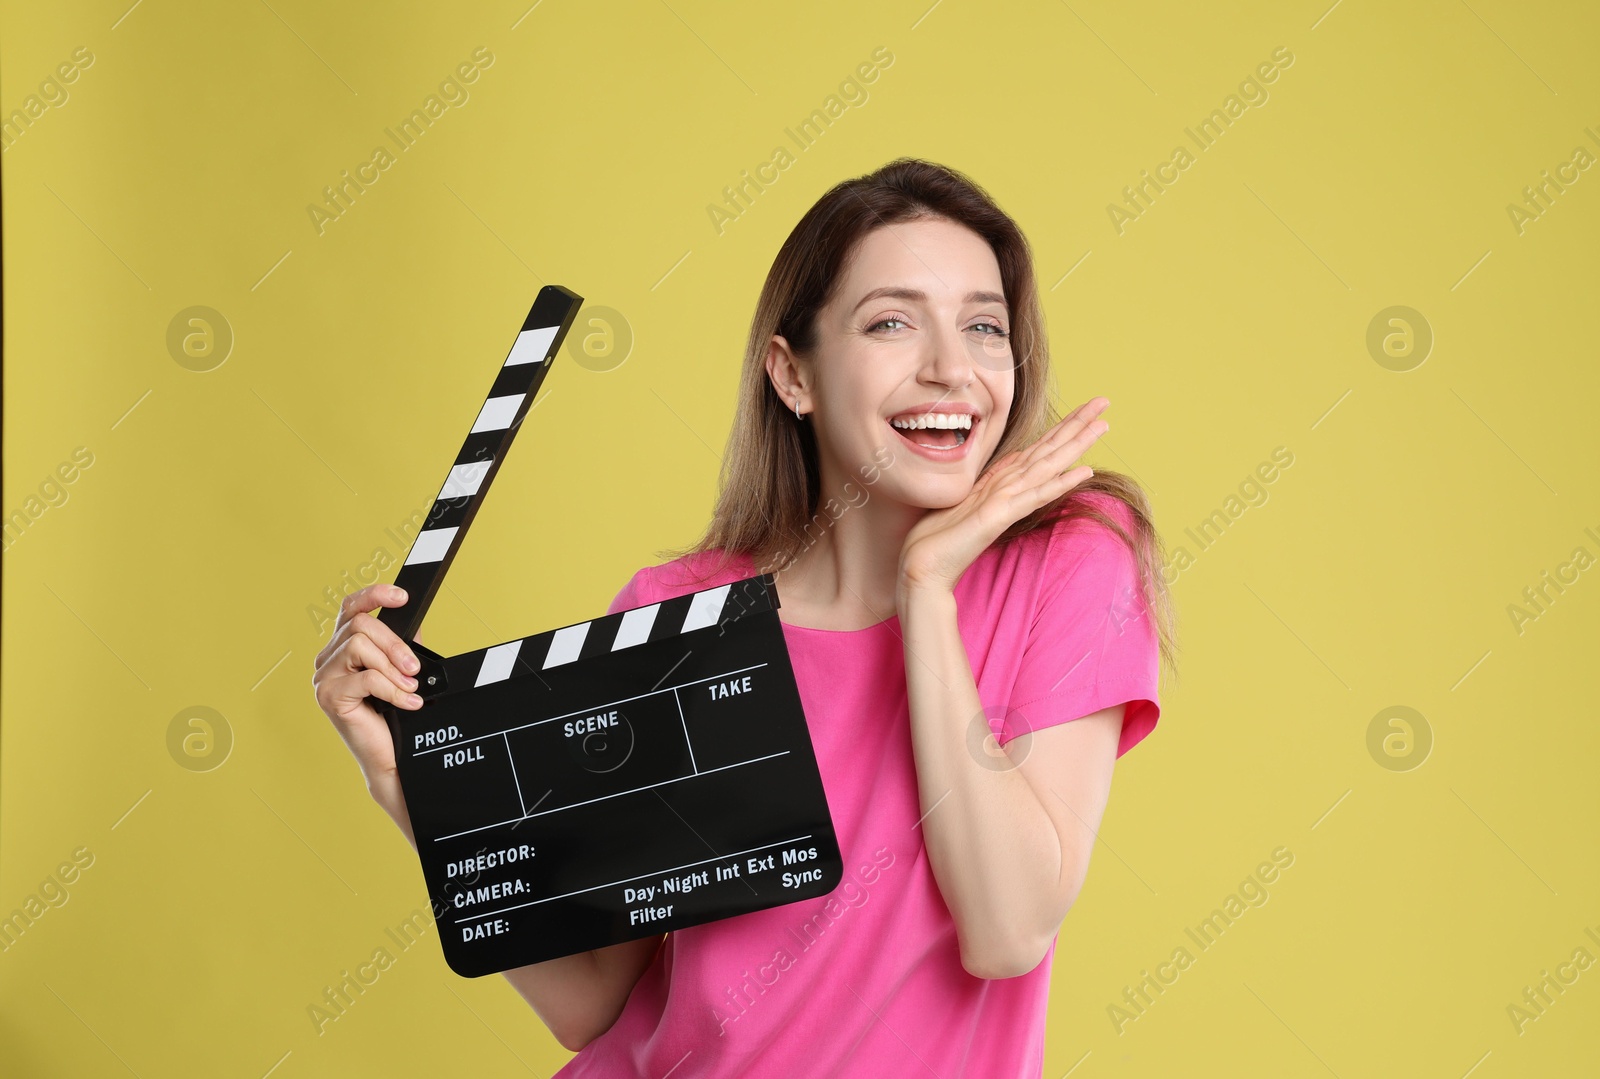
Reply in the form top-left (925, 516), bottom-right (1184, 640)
top-left (554, 491), bottom-right (1161, 1078)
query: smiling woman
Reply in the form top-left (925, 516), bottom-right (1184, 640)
top-left (312, 156), bottom-right (1179, 1079)
top-left (547, 159), bottom-right (1178, 1074)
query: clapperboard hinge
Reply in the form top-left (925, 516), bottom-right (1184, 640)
top-left (411, 641), bottom-right (451, 700)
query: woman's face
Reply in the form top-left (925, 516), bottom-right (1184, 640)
top-left (773, 216), bottom-right (1016, 510)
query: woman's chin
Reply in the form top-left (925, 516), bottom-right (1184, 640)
top-left (883, 478), bottom-right (976, 513)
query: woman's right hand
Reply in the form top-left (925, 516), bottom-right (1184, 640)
top-left (312, 582), bottom-right (426, 845)
top-left (313, 581), bottom-right (664, 1048)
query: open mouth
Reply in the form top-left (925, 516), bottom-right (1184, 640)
top-left (888, 413), bottom-right (973, 450)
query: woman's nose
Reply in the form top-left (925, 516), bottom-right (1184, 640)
top-left (921, 326), bottom-right (977, 388)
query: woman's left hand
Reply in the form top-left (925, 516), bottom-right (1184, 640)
top-left (897, 397), bottom-right (1111, 596)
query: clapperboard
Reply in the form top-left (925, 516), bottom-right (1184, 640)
top-left (370, 285), bottom-right (843, 977)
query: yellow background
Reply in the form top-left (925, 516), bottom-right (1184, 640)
top-left (4, 0), bottom-right (1597, 1075)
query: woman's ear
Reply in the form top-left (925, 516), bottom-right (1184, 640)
top-left (765, 334), bottom-right (808, 407)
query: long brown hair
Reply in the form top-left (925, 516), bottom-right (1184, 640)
top-left (657, 157), bottom-right (1178, 673)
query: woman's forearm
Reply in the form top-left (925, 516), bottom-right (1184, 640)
top-left (897, 584), bottom-right (1070, 978)
top-left (501, 935), bottom-right (666, 1052)
top-left (372, 785), bottom-right (662, 1051)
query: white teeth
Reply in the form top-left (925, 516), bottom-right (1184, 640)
top-left (889, 413), bottom-right (974, 430)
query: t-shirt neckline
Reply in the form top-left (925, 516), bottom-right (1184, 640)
top-left (777, 612), bottom-right (901, 635)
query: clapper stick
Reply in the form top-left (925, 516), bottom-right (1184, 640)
top-left (376, 284), bottom-right (583, 662)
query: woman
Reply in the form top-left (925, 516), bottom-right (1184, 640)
top-left (314, 157), bottom-right (1177, 1077)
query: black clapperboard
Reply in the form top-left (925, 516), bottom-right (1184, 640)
top-left (369, 285), bottom-right (844, 977)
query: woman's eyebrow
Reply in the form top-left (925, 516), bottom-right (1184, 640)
top-left (850, 286), bottom-right (1007, 313)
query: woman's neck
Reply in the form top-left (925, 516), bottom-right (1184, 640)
top-left (771, 481), bottom-right (925, 630)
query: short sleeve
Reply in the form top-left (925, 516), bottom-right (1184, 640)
top-left (605, 565), bottom-right (655, 616)
top-left (1001, 501), bottom-right (1162, 758)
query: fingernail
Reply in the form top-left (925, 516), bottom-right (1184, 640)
top-left (407, 693), bottom-right (423, 707)
top-left (395, 587), bottom-right (408, 601)
top-left (405, 675), bottom-right (418, 690)
top-left (405, 656), bottom-right (420, 673)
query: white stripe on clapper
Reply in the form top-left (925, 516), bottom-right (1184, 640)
top-left (404, 526), bottom-right (457, 565)
top-left (680, 585), bottom-right (731, 632)
top-left (543, 622), bottom-right (590, 668)
top-left (504, 325), bottom-right (558, 366)
top-left (476, 640), bottom-right (523, 687)
top-left (439, 459), bottom-right (492, 499)
top-left (470, 394), bottom-right (525, 433)
top-left (611, 604), bottom-right (659, 650)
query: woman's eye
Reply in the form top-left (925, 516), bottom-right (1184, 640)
top-left (867, 318), bottom-right (1009, 336)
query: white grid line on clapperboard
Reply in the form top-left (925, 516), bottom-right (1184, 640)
top-left (672, 682), bottom-right (699, 774)
top-left (413, 661), bottom-right (771, 755)
top-left (453, 833), bottom-right (816, 924)
top-left (433, 749), bottom-right (793, 843)
top-left (504, 732), bottom-right (526, 816)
